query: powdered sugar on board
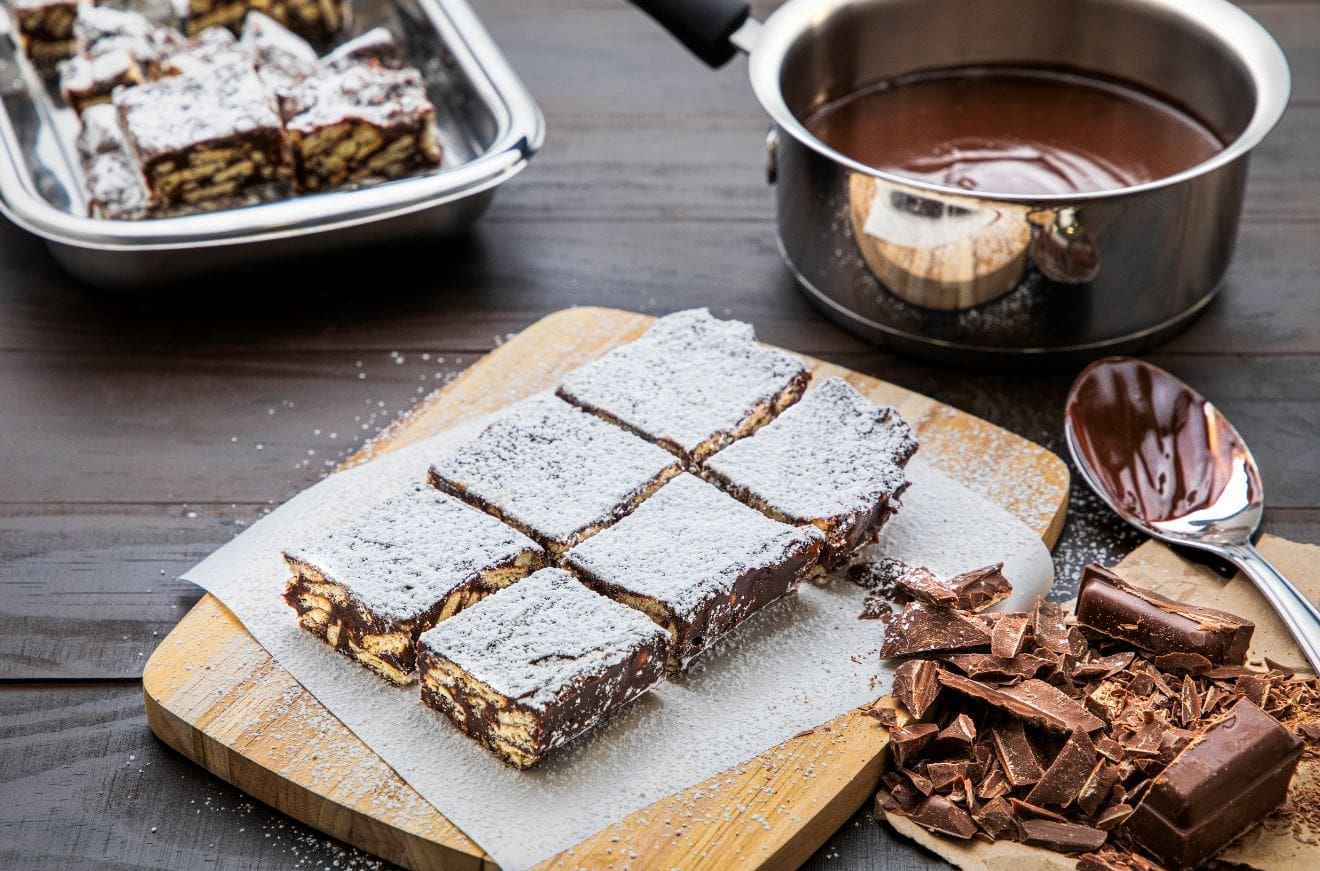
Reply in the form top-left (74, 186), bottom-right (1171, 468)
top-left (181, 395), bottom-right (1054, 870)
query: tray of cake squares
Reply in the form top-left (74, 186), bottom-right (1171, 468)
top-left (281, 309), bottom-right (920, 768)
top-left (0, 0), bottom-right (543, 286)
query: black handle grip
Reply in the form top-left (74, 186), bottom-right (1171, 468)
top-left (627, 0), bottom-right (750, 68)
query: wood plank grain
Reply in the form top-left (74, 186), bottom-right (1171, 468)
top-left (0, 684), bottom-right (403, 870)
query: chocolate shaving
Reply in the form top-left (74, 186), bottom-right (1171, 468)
top-left (1025, 728), bottom-right (1097, 808)
top-left (1018, 818), bottom-right (1107, 853)
top-left (889, 722), bottom-right (937, 768)
top-left (881, 602), bottom-right (991, 658)
top-left (905, 794), bottom-right (978, 839)
top-left (1094, 803), bottom-right (1135, 830)
top-left (1032, 598), bottom-right (1073, 655)
top-left (1072, 651), bottom-right (1135, 682)
top-left (991, 613), bottom-right (1032, 658)
top-left (1152, 651), bottom-right (1213, 676)
top-left (943, 652), bottom-right (1056, 682)
top-left (929, 713), bottom-right (976, 756)
top-left (938, 672), bottom-right (1104, 734)
top-left (891, 659), bottom-right (941, 719)
top-left (1076, 759), bottom-right (1120, 817)
top-left (945, 563), bottom-right (1013, 611)
top-left (973, 795), bottom-right (1016, 840)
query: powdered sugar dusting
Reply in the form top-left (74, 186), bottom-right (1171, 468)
top-left (183, 398), bottom-right (1054, 870)
top-left (284, 484), bottom-right (540, 622)
top-left (429, 395), bottom-right (678, 547)
top-left (706, 377), bottom-right (917, 521)
top-left (420, 568), bottom-right (666, 712)
top-left (566, 474), bottom-right (823, 616)
top-left (559, 308), bottom-right (809, 456)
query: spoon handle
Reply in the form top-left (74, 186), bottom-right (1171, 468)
top-left (1226, 543), bottom-right (1320, 674)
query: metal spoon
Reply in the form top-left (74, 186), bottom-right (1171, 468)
top-left (1064, 356), bottom-right (1320, 672)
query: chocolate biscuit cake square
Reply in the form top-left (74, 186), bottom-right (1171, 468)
top-left (557, 308), bottom-right (811, 464)
top-left (429, 395), bottom-right (682, 557)
top-left (76, 103), bottom-right (150, 219)
top-left (185, 0), bottom-right (346, 42)
top-left (703, 377), bottom-right (917, 569)
top-left (11, 0), bottom-right (82, 68)
top-left (72, 6), bottom-right (184, 79)
top-left (114, 59), bottom-right (286, 207)
top-left (564, 473), bottom-right (825, 670)
top-left (59, 46), bottom-right (144, 114)
top-left (417, 568), bottom-right (669, 768)
top-left (282, 484), bottom-right (544, 685)
top-left (279, 63), bottom-right (442, 191)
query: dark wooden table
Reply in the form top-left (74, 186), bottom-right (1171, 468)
top-left (2, 1), bottom-right (1317, 868)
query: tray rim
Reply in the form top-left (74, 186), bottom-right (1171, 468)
top-left (0, 0), bottom-right (545, 251)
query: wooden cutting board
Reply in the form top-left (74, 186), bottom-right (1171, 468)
top-left (143, 307), bottom-right (1069, 870)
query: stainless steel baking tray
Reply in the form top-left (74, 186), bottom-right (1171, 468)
top-left (0, 0), bottom-right (544, 288)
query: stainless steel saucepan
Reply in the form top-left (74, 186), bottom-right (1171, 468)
top-left (629, 0), bottom-right (1290, 364)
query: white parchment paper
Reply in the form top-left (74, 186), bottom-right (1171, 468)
top-left (183, 405), bottom-right (1055, 869)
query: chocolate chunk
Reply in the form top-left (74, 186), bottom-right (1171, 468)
top-left (1122, 699), bottom-right (1302, 870)
top-left (929, 713), bottom-right (976, 756)
top-left (1032, 597), bottom-right (1074, 655)
top-left (1086, 680), bottom-right (1129, 724)
top-left (1026, 728), bottom-right (1097, 807)
top-left (938, 673), bottom-right (1105, 734)
top-left (977, 767), bottom-right (1012, 799)
top-left (1076, 848), bottom-right (1164, 870)
top-left (889, 722), bottom-right (938, 768)
top-left (892, 566), bottom-right (958, 606)
top-left (1076, 565), bottom-right (1254, 665)
top-left (880, 602), bottom-right (991, 658)
top-left (1072, 651), bottom-right (1136, 682)
top-left (905, 795), bottom-right (978, 839)
top-left (1235, 673), bottom-right (1270, 708)
top-left (1299, 721), bottom-right (1320, 741)
top-left (1010, 797), bottom-right (1071, 822)
top-left (973, 795), bottom-right (1016, 840)
top-left (992, 721), bottom-right (1043, 787)
top-left (1019, 819), bottom-right (1107, 853)
top-left (892, 659), bottom-right (941, 719)
top-left (1153, 652), bottom-right (1213, 677)
top-left (1095, 803), bottom-right (1135, 830)
top-left (1077, 759), bottom-right (1121, 817)
top-left (848, 556), bottom-right (911, 591)
top-left (943, 652), bottom-right (1056, 682)
top-left (927, 761), bottom-right (972, 791)
top-left (946, 563), bottom-right (1014, 611)
top-left (991, 613), bottom-right (1031, 658)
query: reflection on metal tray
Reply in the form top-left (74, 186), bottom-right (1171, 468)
top-left (0, 0), bottom-right (544, 288)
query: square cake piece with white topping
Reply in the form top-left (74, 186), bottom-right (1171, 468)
top-left (703, 377), bottom-right (917, 570)
top-left (429, 395), bottom-right (682, 557)
top-left (282, 484), bottom-right (544, 685)
top-left (417, 568), bottom-right (669, 769)
top-left (557, 308), bottom-right (811, 464)
top-left (564, 473), bottom-right (825, 670)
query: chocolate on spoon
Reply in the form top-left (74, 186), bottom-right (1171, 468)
top-left (1065, 357), bottom-right (1320, 673)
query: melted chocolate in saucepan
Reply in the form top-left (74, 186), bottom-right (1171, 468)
top-left (1066, 358), bottom-right (1254, 524)
top-left (805, 66), bottom-right (1225, 196)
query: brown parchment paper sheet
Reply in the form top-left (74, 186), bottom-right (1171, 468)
top-left (882, 534), bottom-right (1320, 870)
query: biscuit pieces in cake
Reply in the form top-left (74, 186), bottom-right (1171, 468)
top-left (557, 308), bottom-right (811, 463)
top-left (429, 395), bottom-right (681, 556)
top-left (282, 484), bottom-right (544, 685)
top-left (564, 473), bottom-right (825, 670)
top-left (704, 376), bottom-right (917, 568)
top-left (417, 568), bottom-right (669, 768)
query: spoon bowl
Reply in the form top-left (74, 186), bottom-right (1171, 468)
top-left (1065, 357), bottom-right (1320, 672)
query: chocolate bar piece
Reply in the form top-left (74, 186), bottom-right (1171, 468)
top-left (558, 308), bottom-right (811, 464)
top-left (1123, 698), bottom-right (1302, 869)
top-left (72, 6), bottom-right (184, 79)
top-left (938, 672), bottom-right (1105, 734)
top-left (282, 484), bottom-right (543, 684)
top-left (75, 103), bottom-right (150, 219)
top-left (59, 47), bottom-right (143, 114)
top-left (704, 377), bottom-right (916, 568)
top-left (564, 473), bottom-right (825, 670)
top-left (279, 64), bottom-right (442, 191)
top-left (417, 568), bottom-right (668, 768)
top-left (1077, 564), bottom-right (1254, 665)
top-left (430, 395), bottom-right (681, 557)
top-left (114, 59), bottom-right (286, 207)
top-left (240, 10), bottom-right (316, 93)
top-left (185, 0), bottom-right (347, 42)
top-left (11, 0), bottom-right (81, 67)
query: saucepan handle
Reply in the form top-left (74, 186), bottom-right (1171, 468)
top-left (626, 0), bottom-right (752, 68)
